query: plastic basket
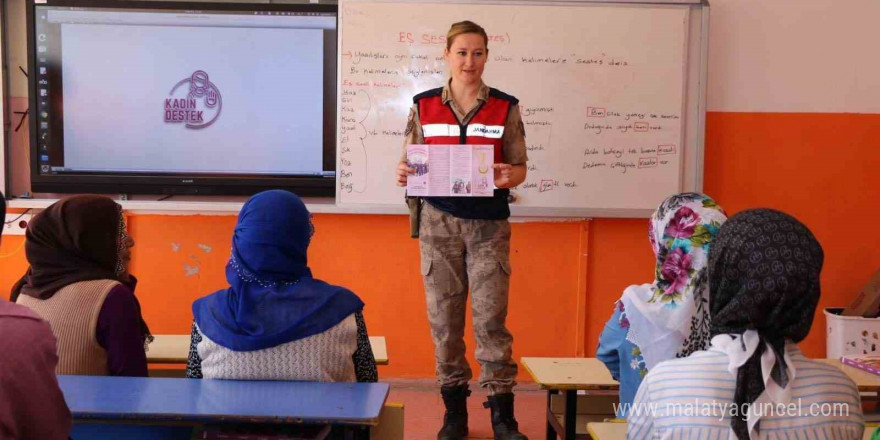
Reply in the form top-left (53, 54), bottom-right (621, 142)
top-left (824, 307), bottom-right (880, 359)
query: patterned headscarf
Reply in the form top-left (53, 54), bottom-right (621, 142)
top-left (708, 209), bottom-right (823, 440)
top-left (621, 193), bottom-right (727, 369)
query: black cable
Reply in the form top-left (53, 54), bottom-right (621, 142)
top-left (157, 195), bottom-right (173, 201)
top-left (4, 209), bottom-right (32, 224)
top-left (13, 110), bottom-right (28, 132)
top-left (14, 67), bottom-right (29, 131)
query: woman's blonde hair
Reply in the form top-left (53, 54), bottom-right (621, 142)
top-left (445, 21), bottom-right (489, 51)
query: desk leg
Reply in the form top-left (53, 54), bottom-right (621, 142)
top-left (349, 425), bottom-right (370, 440)
top-left (564, 390), bottom-right (576, 440)
top-left (547, 389), bottom-right (558, 440)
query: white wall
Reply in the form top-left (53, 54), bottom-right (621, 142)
top-left (0, 1), bottom-right (8, 195)
top-left (707, 0), bottom-right (880, 113)
top-left (6, 0), bottom-right (27, 97)
top-left (1, 5), bottom-right (4, 154)
top-left (7, 0), bottom-right (880, 108)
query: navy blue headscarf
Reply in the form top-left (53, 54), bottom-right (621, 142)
top-left (192, 190), bottom-right (364, 351)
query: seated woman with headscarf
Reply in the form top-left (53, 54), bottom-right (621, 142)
top-left (597, 193), bottom-right (727, 416)
top-left (629, 209), bottom-right (863, 440)
top-left (12, 195), bottom-right (151, 376)
top-left (186, 190), bottom-right (377, 382)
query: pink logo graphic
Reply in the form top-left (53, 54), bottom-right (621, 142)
top-left (164, 70), bottom-right (222, 129)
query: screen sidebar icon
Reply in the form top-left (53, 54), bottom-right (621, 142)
top-left (37, 11), bottom-right (50, 176)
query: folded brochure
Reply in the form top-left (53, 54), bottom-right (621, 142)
top-left (406, 144), bottom-right (494, 197)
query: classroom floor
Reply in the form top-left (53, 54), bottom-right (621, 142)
top-left (386, 379), bottom-right (547, 440)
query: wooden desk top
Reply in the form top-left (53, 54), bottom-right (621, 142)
top-left (587, 422), bottom-right (626, 440)
top-left (58, 375), bottom-right (389, 426)
top-left (147, 335), bottom-right (191, 364)
top-left (369, 336), bottom-right (388, 365)
top-left (816, 359), bottom-right (880, 392)
top-left (148, 335), bottom-right (389, 365)
top-left (521, 357), bottom-right (619, 390)
top-left (521, 357), bottom-right (880, 392)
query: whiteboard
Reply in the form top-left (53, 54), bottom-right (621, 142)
top-left (337, 0), bottom-right (708, 217)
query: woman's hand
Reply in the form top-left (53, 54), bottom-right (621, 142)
top-left (493, 163), bottom-right (527, 188)
top-left (396, 161), bottom-right (415, 187)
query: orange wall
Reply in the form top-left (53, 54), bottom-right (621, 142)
top-left (702, 112), bottom-right (880, 356)
top-left (584, 112), bottom-right (880, 359)
top-left (0, 214), bottom-right (586, 380)
top-left (0, 111), bottom-right (877, 379)
top-left (135, 216), bottom-right (587, 379)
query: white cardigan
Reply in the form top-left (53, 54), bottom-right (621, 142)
top-left (195, 313), bottom-right (358, 382)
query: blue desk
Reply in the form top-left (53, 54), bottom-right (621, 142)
top-left (59, 375), bottom-right (389, 439)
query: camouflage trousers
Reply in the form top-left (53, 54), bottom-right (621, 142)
top-left (419, 202), bottom-right (517, 395)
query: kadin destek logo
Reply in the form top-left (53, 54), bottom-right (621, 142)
top-left (164, 70), bottom-right (222, 129)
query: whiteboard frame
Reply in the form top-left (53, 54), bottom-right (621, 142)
top-left (336, 0), bottom-right (709, 218)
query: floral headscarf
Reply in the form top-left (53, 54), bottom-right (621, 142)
top-left (620, 193), bottom-right (727, 370)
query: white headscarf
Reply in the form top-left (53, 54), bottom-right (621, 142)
top-left (620, 193), bottom-right (727, 369)
top-left (710, 332), bottom-right (796, 440)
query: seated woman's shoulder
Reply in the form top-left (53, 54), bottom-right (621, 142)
top-left (0, 300), bottom-right (43, 321)
top-left (647, 350), bottom-right (729, 376)
top-left (793, 356), bottom-right (859, 381)
top-left (0, 301), bottom-right (56, 349)
top-left (304, 279), bottom-right (362, 300)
